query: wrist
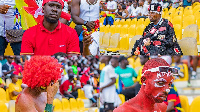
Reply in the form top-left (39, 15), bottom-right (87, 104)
top-left (84, 21), bottom-right (88, 26)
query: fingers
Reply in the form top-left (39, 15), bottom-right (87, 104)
top-left (83, 35), bottom-right (93, 45)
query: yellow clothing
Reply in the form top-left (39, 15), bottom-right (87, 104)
top-left (136, 66), bottom-right (143, 85)
top-left (9, 83), bottom-right (22, 100)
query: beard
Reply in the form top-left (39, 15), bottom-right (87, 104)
top-left (44, 16), bottom-right (58, 23)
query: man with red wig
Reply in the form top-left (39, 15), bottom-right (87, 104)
top-left (21, 0), bottom-right (93, 55)
top-left (114, 58), bottom-right (176, 112)
top-left (15, 56), bottom-right (63, 112)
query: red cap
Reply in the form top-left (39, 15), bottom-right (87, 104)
top-left (42, 0), bottom-right (64, 8)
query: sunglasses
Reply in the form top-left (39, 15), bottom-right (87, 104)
top-left (142, 66), bottom-right (178, 76)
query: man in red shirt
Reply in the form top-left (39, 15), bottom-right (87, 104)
top-left (60, 74), bottom-right (78, 98)
top-left (20, 0), bottom-right (93, 55)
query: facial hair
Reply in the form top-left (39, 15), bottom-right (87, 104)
top-left (44, 16), bottom-right (58, 23)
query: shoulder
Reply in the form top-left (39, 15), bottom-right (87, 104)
top-left (15, 92), bottom-right (34, 108)
top-left (24, 25), bottom-right (38, 34)
top-left (61, 23), bottom-right (76, 32)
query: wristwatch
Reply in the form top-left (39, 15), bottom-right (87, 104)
top-left (84, 21), bottom-right (88, 26)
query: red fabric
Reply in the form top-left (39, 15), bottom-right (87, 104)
top-left (21, 20), bottom-right (80, 55)
top-left (42, 0), bottom-right (64, 8)
top-left (80, 74), bottom-right (90, 86)
top-left (60, 80), bottom-right (74, 94)
top-left (11, 62), bottom-right (23, 75)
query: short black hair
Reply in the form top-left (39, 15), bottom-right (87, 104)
top-left (111, 57), bottom-right (118, 61)
top-left (122, 5), bottom-right (126, 9)
top-left (87, 80), bottom-right (90, 84)
top-left (10, 74), bottom-right (16, 79)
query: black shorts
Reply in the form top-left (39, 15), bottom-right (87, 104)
top-left (104, 102), bottom-right (114, 112)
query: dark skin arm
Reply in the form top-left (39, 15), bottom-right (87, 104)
top-left (3, 68), bottom-right (16, 76)
top-left (0, 5), bottom-right (11, 14)
top-left (166, 101), bottom-right (175, 112)
top-left (82, 31), bottom-right (93, 56)
top-left (100, 2), bottom-right (116, 12)
top-left (124, 82), bottom-right (138, 89)
top-left (71, 0), bottom-right (95, 29)
top-left (123, 9), bottom-right (129, 18)
top-left (100, 77), bottom-right (116, 92)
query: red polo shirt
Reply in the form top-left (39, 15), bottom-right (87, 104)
top-left (60, 80), bottom-right (74, 95)
top-left (20, 20), bottom-right (80, 55)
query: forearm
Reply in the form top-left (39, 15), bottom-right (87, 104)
top-left (83, 46), bottom-right (91, 56)
top-left (101, 80), bottom-right (116, 89)
top-left (3, 71), bottom-right (12, 76)
top-left (72, 15), bottom-right (85, 25)
top-left (125, 82), bottom-right (138, 89)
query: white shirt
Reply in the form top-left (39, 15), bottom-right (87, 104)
top-left (106, 1), bottom-right (117, 14)
top-left (152, 0), bottom-right (164, 7)
top-left (138, 4), bottom-right (149, 16)
top-left (100, 64), bottom-right (117, 103)
top-left (130, 6), bottom-right (140, 17)
top-left (82, 84), bottom-right (94, 99)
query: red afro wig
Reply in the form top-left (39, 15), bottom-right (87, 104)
top-left (142, 58), bottom-right (170, 77)
top-left (22, 56), bottom-right (62, 89)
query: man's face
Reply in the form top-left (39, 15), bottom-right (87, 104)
top-left (128, 2), bottom-right (132, 6)
top-left (139, 0), bottom-right (144, 6)
top-left (43, 1), bottom-right (62, 23)
top-left (149, 11), bottom-right (160, 22)
top-left (12, 75), bottom-right (18, 83)
top-left (133, 3), bottom-right (137, 8)
top-left (7, 58), bottom-right (13, 64)
top-left (111, 59), bottom-right (118, 68)
top-left (143, 71), bottom-right (173, 103)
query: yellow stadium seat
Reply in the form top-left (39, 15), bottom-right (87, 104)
top-left (106, 33), bottom-right (120, 52)
top-left (69, 98), bottom-right (78, 111)
top-left (61, 98), bottom-right (71, 112)
top-left (194, 9), bottom-right (200, 20)
top-left (182, 24), bottom-right (199, 42)
top-left (128, 25), bottom-right (136, 38)
top-left (119, 34), bottom-right (129, 50)
top-left (0, 88), bottom-right (7, 103)
top-left (53, 99), bottom-right (62, 112)
top-left (174, 64), bottom-right (189, 82)
top-left (120, 19), bottom-right (126, 26)
top-left (173, 24), bottom-right (182, 40)
top-left (183, 15), bottom-right (195, 29)
top-left (144, 18), bottom-right (150, 27)
top-left (131, 18), bottom-right (137, 26)
top-left (118, 94), bottom-right (125, 105)
top-left (104, 25), bottom-right (110, 34)
top-left (172, 16), bottom-right (182, 27)
top-left (179, 95), bottom-right (189, 112)
top-left (128, 57), bottom-right (135, 68)
top-left (137, 18), bottom-right (145, 26)
top-left (114, 19), bottom-right (120, 25)
top-left (6, 88), bottom-right (10, 101)
top-left (100, 25), bottom-right (105, 32)
top-left (193, 5), bottom-right (200, 13)
top-left (109, 25), bottom-right (116, 35)
top-left (184, 10), bottom-right (193, 16)
top-left (125, 19), bottom-right (131, 26)
top-left (120, 25), bottom-right (129, 36)
top-left (99, 32), bottom-right (105, 46)
top-left (99, 62), bottom-right (105, 70)
top-left (136, 24), bottom-right (145, 35)
top-left (115, 25), bottom-right (122, 34)
top-left (127, 35), bottom-right (142, 55)
top-left (190, 96), bottom-right (200, 112)
top-left (69, 21), bottom-right (76, 29)
top-left (178, 37), bottom-right (198, 55)
top-left (77, 89), bottom-right (87, 99)
top-left (174, 11), bottom-right (183, 17)
top-left (192, 2), bottom-right (200, 8)
top-left (8, 100), bottom-right (15, 112)
top-left (184, 6), bottom-right (192, 12)
top-left (4, 43), bottom-right (14, 56)
top-left (100, 32), bottom-right (111, 49)
top-left (0, 101), bottom-right (8, 112)
top-left (77, 98), bottom-right (89, 111)
top-left (99, 17), bottom-right (105, 24)
top-left (197, 18), bottom-right (200, 29)
top-left (168, 8), bottom-right (176, 18)
top-left (162, 8), bottom-right (168, 18)
top-left (176, 7), bottom-right (184, 12)
top-left (134, 57), bottom-right (141, 68)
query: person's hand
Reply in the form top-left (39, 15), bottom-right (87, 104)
top-left (11, 68), bottom-right (16, 71)
top-left (46, 81), bottom-right (59, 104)
top-left (86, 21), bottom-right (96, 29)
top-left (83, 31), bottom-right (93, 47)
top-left (0, 5), bottom-right (11, 14)
top-left (100, 87), bottom-right (104, 93)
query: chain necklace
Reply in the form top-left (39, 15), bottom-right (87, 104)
top-left (86, 0), bottom-right (97, 5)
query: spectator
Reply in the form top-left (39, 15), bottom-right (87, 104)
top-left (172, 0), bottom-right (180, 8)
top-left (171, 56), bottom-right (185, 79)
top-left (137, 0), bottom-right (149, 19)
top-left (72, 61), bottom-right (78, 75)
top-left (163, 0), bottom-right (173, 9)
top-left (0, 55), bottom-right (7, 66)
top-left (127, 0), bottom-right (133, 17)
top-left (82, 81), bottom-right (97, 107)
top-left (115, 4), bottom-right (129, 20)
top-left (182, 0), bottom-right (192, 7)
top-left (115, 56), bottom-right (138, 101)
top-left (130, 2), bottom-right (140, 18)
top-left (0, 1), bottom-right (22, 55)
top-left (20, 0), bottom-right (92, 55)
top-left (2, 56), bottom-right (15, 81)
top-left (9, 74), bottom-right (22, 100)
top-left (80, 67), bottom-right (90, 86)
top-left (60, 74), bottom-right (78, 99)
top-left (164, 84), bottom-right (183, 112)
top-left (100, 57), bottom-right (119, 112)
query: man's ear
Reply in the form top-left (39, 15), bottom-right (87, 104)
top-left (141, 76), bottom-right (146, 85)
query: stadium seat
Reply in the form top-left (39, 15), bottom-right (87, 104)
top-left (182, 24), bottom-right (199, 42)
top-left (125, 19), bottom-right (131, 26)
top-left (174, 64), bottom-right (189, 82)
top-left (104, 25), bottom-right (110, 34)
top-left (6, 88), bottom-right (10, 101)
top-left (99, 62), bottom-right (105, 70)
top-left (126, 35), bottom-right (142, 55)
top-left (109, 25), bottom-right (116, 35)
top-left (77, 98), bottom-right (89, 111)
top-left (106, 33), bottom-right (120, 52)
top-left (134, 57), bottom-right (141, 68)
top-left (100, 32), bottom-right (111, 49)
top-left (128, 25), bottom-right (136, 37)
top-left (99, 32), bottom-right (105, 46)
top-left (77, 89), bottom-right (87, 99)
top-left (193, 5), bottom-right (200, 13)
top-left (120, 25), bottom-right (129, 36)
top-left (69, 98), bottom-right (78, 111)
top-left (194, 9), bottom-right (200, 20)
top-left (115, 25), bottom-right (122, 34)
top-left (0, 101), bottom-right (8, 112)
top-left (183, 15), bottom-right (195, 29)
top-left (168, 8), bottom-right (176, 18)
top-left (114, 19), bottom-right (120, 25)
top-left (184, 6), bottom-right (192, 12)
top-left (184, 10), bottom-right (193, 16)
top-left (119, 34), bottom-right (129, 50)
top-left (69, 21), bottom-right (76, 29)
top-left (176, 7), bottom-right (184, 12)
top-left (100, 25), bottom-right (105, 32)
top-left (162, 8), bottom-right (169, 18)
top-left (174, 11), bottom-right (183, 18)
top-left (190, 96), bottom-right (200, 112)
top-left (172, 16), bottom-right (182, 27)
top-left (118, 94), bottom-right (125, 105)
top-left (136, 24), bottom-right (145, 35)
top-left (197, 18), bottom-right (200, 29)
top-left (53, 99), bottom-right (62, 112)
top-left (0, 88), bottom-right (7, 103)
top-left (128, 57), bottom-right (135, 68)
top-left (179, 95), bottom-right (189, 112)
top-left (173, 24), bottom-right (182, 40)
top-left (131, 18), bottom-right (137, 26)
top-left (144, 18), bottom-right (150, 27)
top-left (137, 18), bottom-right (145, 26)
top-left (8, 100), bottom-right (15, 112)
top-left (61, 98), bottom-right (71, 112)
top-left (120, 19), bottom-right (126, 26)
top-left (178, 37), bottom-right (198, 55)
top-left (192, 2), bottom-right (200, 8)
top-left (99, 17), bottom-right (105, 25)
